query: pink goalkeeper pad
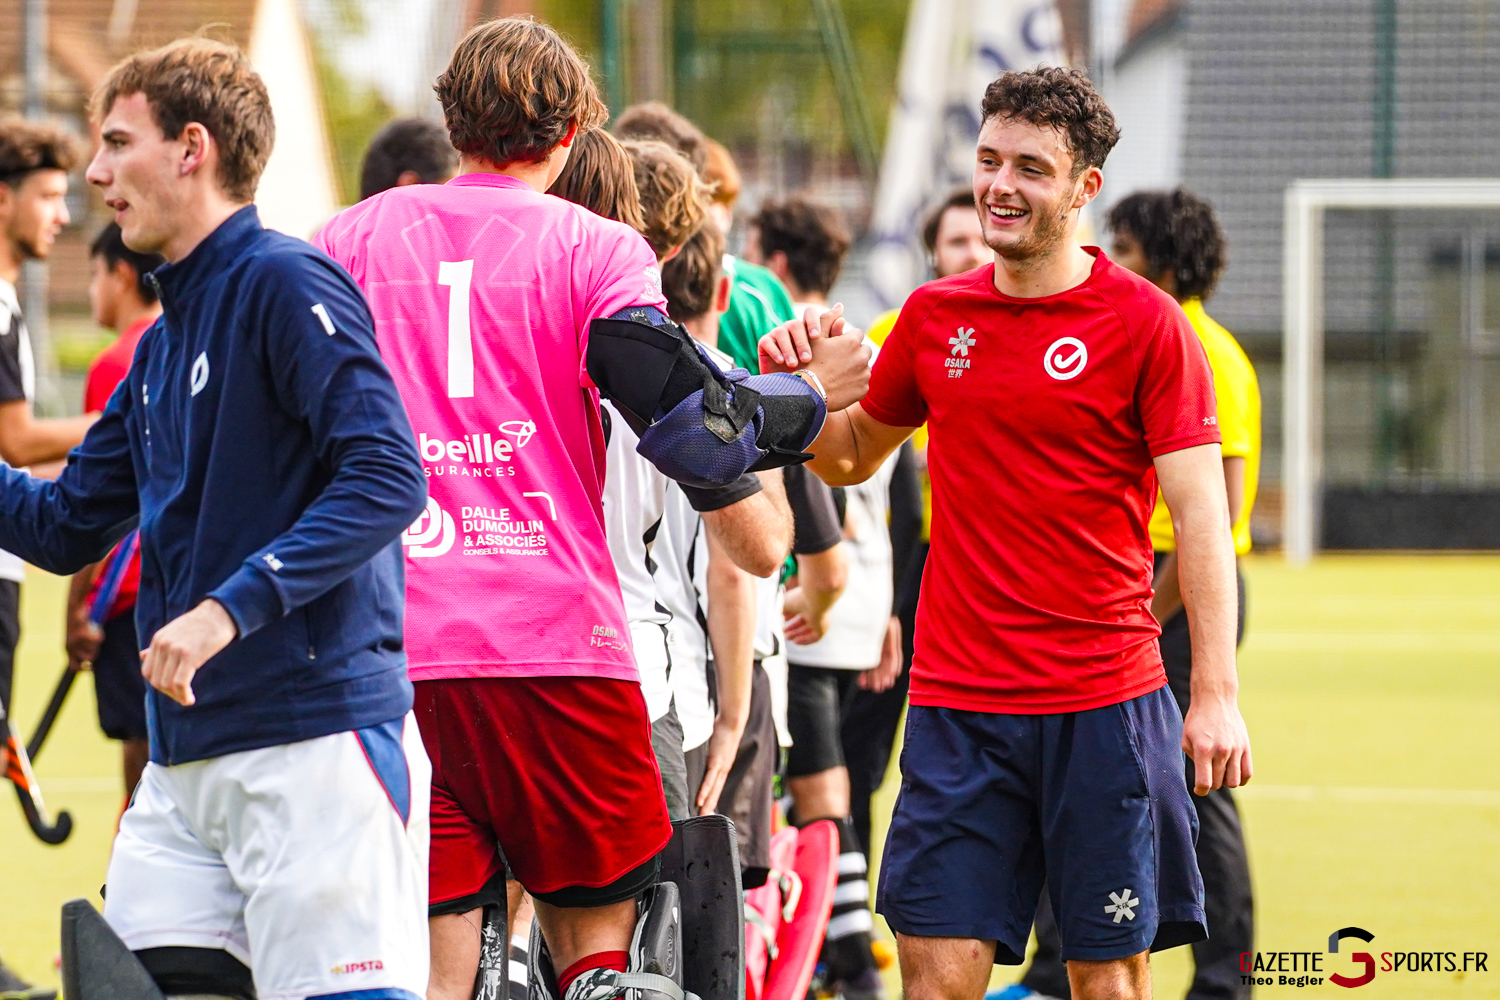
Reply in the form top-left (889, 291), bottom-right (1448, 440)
top-left (744, 827), bottom-right (798, 1000)
top-left (761, 820), bottom-right (838, 1000)
top-left (315, 173), bottom-right (667, 682)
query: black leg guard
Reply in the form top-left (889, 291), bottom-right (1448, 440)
top-left (658, 816), bottom-right (745, 1000)
top-left (60, 899), bottom-right (165, 1000)
top-left (135, 948), bottom-right (255, 1000)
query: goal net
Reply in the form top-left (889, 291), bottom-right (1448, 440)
top-left (1283, 179), bottom-right (1500, 562)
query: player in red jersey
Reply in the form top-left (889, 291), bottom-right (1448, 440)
top-left (761, 68), bottom-right (1251, 1000)
top-left (64, 222), bottom-right (163, 801)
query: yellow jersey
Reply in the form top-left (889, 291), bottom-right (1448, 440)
top-left (1147, 299), bottom-right (1260, 556)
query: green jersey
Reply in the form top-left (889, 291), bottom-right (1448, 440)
top-left (717, 255), bottom-right (796, 371)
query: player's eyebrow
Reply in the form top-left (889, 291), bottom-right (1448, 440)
top-left (976, 144), bottom-right (1056, 170)
top-left (100, 126), bottom-right (130, 143)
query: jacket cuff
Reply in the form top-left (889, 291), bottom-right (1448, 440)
top-left (209, 564), bottom-right (286, 639)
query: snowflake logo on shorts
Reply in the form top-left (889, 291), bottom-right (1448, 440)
top-left (1104, 889), bottom-right (1139, 923)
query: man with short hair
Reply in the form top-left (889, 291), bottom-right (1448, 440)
top-left (760, 67), bottom-right (1252, 1000)
top-left (658, 225), bottom-right (845, 894)
top-left (0, 108), bottom-right (91, 1000)
top-left (63, 222), bottom-right (164, 803)
top-left (0, 39), bottom-right (434, 1000)
top-left (316, 18), bottom-right (869, 1000)
top-left (745, 196), bottom-right (852, 314)
top-left (0, 120), bottom-right (99, 709)
top-left (360, 117), bottom-right (459, 200)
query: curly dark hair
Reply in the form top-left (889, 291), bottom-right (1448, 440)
top-left (0, 119), bottom-right (80, 184)
top-left (980, 67), bottom-right (1119, 175)
top-left (1107, 189), bottom-right (1227, 301)
top-left (750, 196), bottom-right (850, 297)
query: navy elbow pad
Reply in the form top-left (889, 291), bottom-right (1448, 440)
top-left (587, 318), bottom-right (827, 487)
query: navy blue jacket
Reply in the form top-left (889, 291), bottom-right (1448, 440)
top-left (0, 207), bottom-right (427, 764)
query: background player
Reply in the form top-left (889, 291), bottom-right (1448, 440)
top-left (613, 104), bottom-right (798, 376)
top-left (316, 19), bottom-right (869, 1000)
top-left (750, 193), bottom-right (895, 1000)
top-left (657, 222), bottom-right (841, 891)
top-left (0, 120), bottom-right (98, 716)
top-left (359, 116), bottom-right (459, 200)
top-left (63, 222), bottom-right (163, 802)
top-left (0, 110), bottom-right (94, 1000)
top-left (760, 67), bottom-right (1252, 1000)
top-left (2, 38), bottom-right (433, 1000)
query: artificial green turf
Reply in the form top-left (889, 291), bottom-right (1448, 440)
top-left (4, 556), bottom-right (1499, 998)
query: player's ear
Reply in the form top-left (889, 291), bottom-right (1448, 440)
top-left (560, 120), bottom-right (579, 148)
top-left (1072, 165), bottom-right (1103, 211)
top-left (178, 121), bottom-right (216, 183)
top-left (714, 273), bottom-right (732, 314)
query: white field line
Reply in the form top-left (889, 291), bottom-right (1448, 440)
top-left (1238, 784), bottom-right (1500, 807)
top-left (1246, 631), bottom-right (1500, 652)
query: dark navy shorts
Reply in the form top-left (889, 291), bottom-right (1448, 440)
top-left (877, 684), bottom-right (1206, 964)
top-left (93, 613), bottom-right (147, 741)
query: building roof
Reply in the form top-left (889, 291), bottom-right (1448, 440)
top-left (1, 0), bottom-right (258, 103)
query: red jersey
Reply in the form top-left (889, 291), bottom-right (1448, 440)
top-left (861, 251), bottom-right (1220, 713)
top-left (83, 314), bottom-right (153, 618)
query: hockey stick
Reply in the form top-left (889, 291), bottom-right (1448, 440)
top-left (2, 700), bottom-right (73, 844)
top-left (26, 666), bottom-right (78, 762)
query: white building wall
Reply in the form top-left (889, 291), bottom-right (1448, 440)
top-left (1099, 36), bottom-right (1186, 211)
top-left (249, 0), bottom-right (341, 237)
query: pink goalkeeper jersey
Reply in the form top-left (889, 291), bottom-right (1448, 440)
top-left (315, 172), bottom-right (667, 682)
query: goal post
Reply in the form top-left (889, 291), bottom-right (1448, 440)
top-left (1281, 178), bottom-right (1500, 564)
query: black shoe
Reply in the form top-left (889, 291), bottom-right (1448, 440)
top-left (0, 957), bottom-right (57, 1000)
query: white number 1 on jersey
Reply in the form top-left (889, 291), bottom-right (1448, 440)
top-left (438, 260), bottom-right (475, 398)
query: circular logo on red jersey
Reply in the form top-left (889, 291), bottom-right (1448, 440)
top-left (1043, 337), bottom-right (1088, 380)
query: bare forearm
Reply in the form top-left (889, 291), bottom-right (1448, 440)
top-left (66, 562), bottom-right (101, 621)
top-left (795, 546), bottom-right (846, 622)
top-left (806, 409), bottom-right (862, 484)
top-left (805, 404), bottom-right (915, 487)
top-left (1175, 505), bottom-right (1238, 698)
top-left (701, 471), bottom-right (792, 578)
top-left (705, 536), bottom-right (755, 729)
top-left (0, 415), bottom-right (97, 468)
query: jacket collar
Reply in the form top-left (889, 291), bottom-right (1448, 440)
top-left (149, 205), bottom-right (263, 303)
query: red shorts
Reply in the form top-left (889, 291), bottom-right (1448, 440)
top-left (414, 676), bottom-right (672, 905)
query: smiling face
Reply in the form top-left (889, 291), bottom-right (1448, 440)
top-left (86, 92), bottom-right (195, 256)
top-left (973, 116), bottom-right (1100, 265)
top-left (1, 168), bottom-right (70, 263)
